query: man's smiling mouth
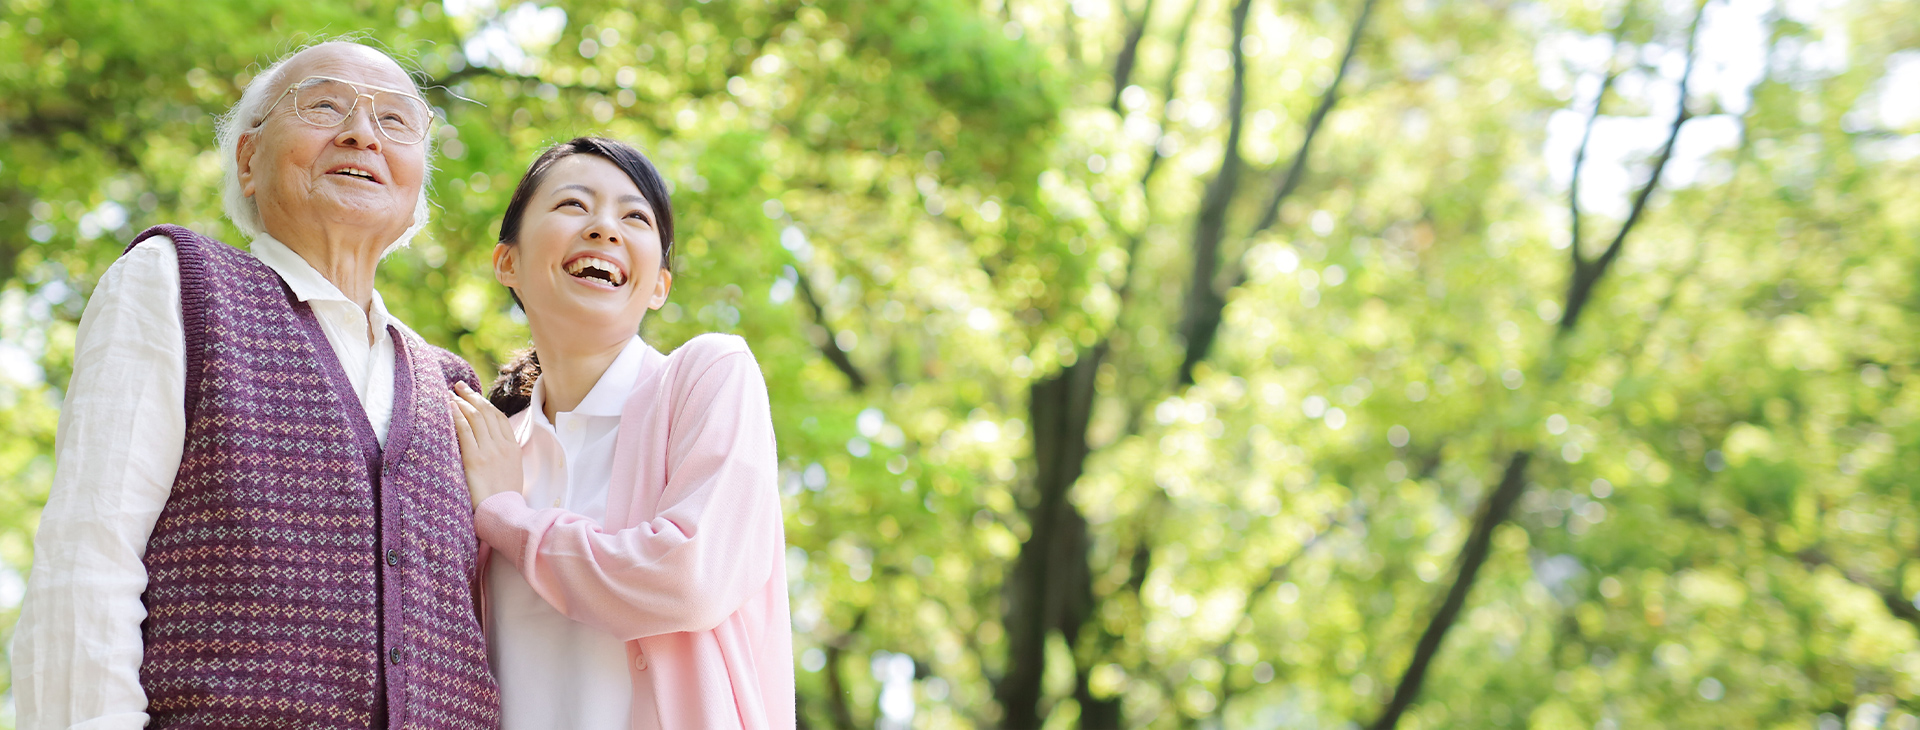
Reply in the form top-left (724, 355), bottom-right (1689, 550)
top-left (330, 167), bottom-right (378, 182)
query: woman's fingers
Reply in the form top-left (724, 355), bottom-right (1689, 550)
top-left (449, 382), bottom-right (525, 509)
top-left (453, 381), bottom-right (507, 443)
top-left (448, 397), bottom-right (478, 452)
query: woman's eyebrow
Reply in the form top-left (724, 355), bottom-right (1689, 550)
top-left (552, 184), bottom-right (651, 210)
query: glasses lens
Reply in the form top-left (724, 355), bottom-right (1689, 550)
top-left (371, 92), bottom-right (431, 144)
top-left (292, 79), bottom-right (355, 128)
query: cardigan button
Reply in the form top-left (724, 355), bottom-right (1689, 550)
top-left (386, 549), bottom-right (400, 566)
top-left (390, 648), bottom-right (402, 665)
top-left (633, 652), bottom-right (648, 671)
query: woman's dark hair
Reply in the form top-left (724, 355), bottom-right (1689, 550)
top-left (488, 136), bottom-right (675, 415)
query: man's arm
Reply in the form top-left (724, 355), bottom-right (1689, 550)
top-left (13, 237), bottom-right (186, 729)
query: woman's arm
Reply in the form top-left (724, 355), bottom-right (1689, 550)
top-left (13, 238), bottom-right (185, 730)
top-left (455, 341), bottom-right (781, 640)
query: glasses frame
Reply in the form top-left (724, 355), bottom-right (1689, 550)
top-left (259, 75), bottom-right (436, 145)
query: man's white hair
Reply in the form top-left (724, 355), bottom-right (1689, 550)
top-left (215, 40), bottom-right (434, 256)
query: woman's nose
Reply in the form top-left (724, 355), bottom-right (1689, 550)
top-left (588, 228), bottom-right (620, 244)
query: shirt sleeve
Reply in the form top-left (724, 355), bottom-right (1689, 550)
top-left (473, 345), bottom-right (783, 641)
top-left (13, 237), bottom-right (186, 729)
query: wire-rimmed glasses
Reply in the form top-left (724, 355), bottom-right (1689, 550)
top-left (260, 75), bottom-right (435, 145)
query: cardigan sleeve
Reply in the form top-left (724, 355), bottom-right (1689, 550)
top-left (474, 338), bottom-right (782, 640)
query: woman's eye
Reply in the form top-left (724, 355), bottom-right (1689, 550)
top-left (557, 200), bottom-right (585, 210)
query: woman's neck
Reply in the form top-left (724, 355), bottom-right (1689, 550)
top-left (535, 335), bottom-right (630, 423)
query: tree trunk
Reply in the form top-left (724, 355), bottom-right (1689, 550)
top-left (1000, 348), bottom-right (1104, 728)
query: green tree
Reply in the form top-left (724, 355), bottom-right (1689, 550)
top-left (2, 0), bottom-right (1918, 728)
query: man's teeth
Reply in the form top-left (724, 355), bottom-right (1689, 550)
top-left (335, 168), bottom-right (374, 180)
top-left (565, 257), bottom-right (626, 285)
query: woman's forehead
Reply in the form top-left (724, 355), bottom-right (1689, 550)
top-left (541, 155), bottom-right (651, 206)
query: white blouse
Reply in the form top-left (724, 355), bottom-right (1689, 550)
top-left (12, 232), bottom-right (399, 730)
top-left (487, 335), bottom-right (651, 729)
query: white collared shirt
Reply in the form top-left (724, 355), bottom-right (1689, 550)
top-left (248, 234), bottom-right (398, 445)
top-left (487, 335), bottom-right (648, 730)
top-left (12, 232), bottom-right (402, 729)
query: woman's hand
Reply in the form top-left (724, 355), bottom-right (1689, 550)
top-left (449, 381), bottom-right (524, 511)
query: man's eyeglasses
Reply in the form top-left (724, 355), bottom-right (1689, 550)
top-left (259, 75), bottom-right (435, 145)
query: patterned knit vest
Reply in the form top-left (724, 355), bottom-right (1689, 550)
top-left (132, 225), bottom-right (501, 729)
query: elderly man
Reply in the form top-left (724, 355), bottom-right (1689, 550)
top-left (13, 41), bottom-right (500, 728)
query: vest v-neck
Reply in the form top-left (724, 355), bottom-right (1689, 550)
top-left (287, 294), bottom-right (406, 460)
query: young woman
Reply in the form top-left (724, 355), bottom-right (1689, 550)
top-left (447, 137), bottom-right (794, 729)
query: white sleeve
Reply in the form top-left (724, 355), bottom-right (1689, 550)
top-left (12, 237), bottom-right (185, 730)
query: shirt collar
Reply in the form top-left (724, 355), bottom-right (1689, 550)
top-left (250, 233), bottom-right (394, 330)
top-left (528, 335), bottom-right (653, 421)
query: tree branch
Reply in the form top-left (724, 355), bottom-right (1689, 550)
top-left (1212, 507), bottom-right (1351, 723)
top-left (1567, 16), bottom-right (1631, 263)
top-left (1108, 0), bottom-right (1159, 114)
top-left (822, 610), bottom-right (869, 730)
top-left (792, 267), bottom-right (870, 391)
top-left (1369, 10), bottom-right (1709, 729)
top-left (1369, 451), bottom-right (1533, 730)
top-left (1180, 0), bottom-right (1378, 385)
top-left (1134, 0), bottom-right (1203, 190)
top-left (1247, 0), bottom-right (1381, 238)
top-left (1561, 2), bottom-right (1704, 333)
top-left (1797, 550), bottom-right (1920, 629)
top-left (1172, 0), bottom-right (1256, 387)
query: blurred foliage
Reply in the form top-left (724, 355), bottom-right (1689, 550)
top-left (2, 0), bottom-right (1919, 728)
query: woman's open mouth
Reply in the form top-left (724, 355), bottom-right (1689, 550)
top-left (564, 254), bottom-right (628, 287)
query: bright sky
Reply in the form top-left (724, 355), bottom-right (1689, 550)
top-left (1540, 0), bottom-right (1775, 220)
top-left (1537, 0), bottom-right (1914, 219)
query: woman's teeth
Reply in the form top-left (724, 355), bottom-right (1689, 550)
top-left (565, 257), bottom-right (627, 286)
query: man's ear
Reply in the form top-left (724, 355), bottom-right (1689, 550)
top-left (648, 269), bottom-right (672, 310)
top-left (493, 243), bottom-right (518, 288)
top-left (235, 130), bottom-right (261, 198)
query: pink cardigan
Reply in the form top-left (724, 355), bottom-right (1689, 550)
top-left (474, 334), bottom-right (795, 729)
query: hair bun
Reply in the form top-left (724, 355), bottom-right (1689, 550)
top-left (487, 348), bottom-right (540, 416)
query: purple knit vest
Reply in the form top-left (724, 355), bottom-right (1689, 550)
top-left (131, 225), bottom-right (501, 729)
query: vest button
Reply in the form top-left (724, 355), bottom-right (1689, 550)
top-left (390, 648), bottom-right (402, 665)
top-left (386, 549), bottom-right (400, 566)
top-left (633, 651), bottom-right (648, 671)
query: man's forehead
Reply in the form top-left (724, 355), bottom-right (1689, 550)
top-left (281, 43), bottom-right (417, 92)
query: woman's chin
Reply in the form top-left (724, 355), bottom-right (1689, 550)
top-left (528, 292), bottom-right (646, 341)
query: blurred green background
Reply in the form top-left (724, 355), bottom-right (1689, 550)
top-left (2, 0), bottom-right (1918, 727)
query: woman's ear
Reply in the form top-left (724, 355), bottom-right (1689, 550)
top-left (647, 269), bottom-right (672, 310)
top-left (493, 243), bottom-right (518, 288)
